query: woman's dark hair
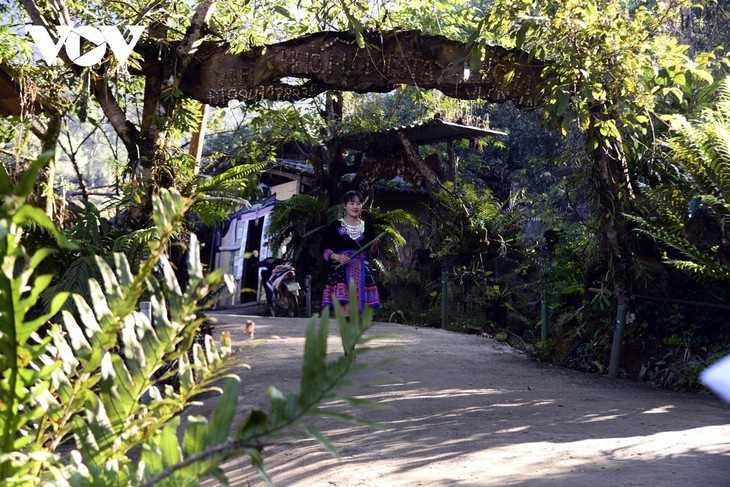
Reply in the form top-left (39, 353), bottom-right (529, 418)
top-left (342, 190), bottom-right (363, 204)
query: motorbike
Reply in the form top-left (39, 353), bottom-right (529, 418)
top-left (257, 257), bottom-right (301, 317)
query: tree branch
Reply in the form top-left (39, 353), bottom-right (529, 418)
top-left (20, 0), bottom-right (51, 28)
top-left (48, 0), bottom-right (71, 26)
top-left (397, 131), bottom-right (443, 195)
top-left (131, 0), bottom-right (166, 26)
top-left (174, 30), bottom-right (546, 108)
top-left (0, 148), bottom-right (34, 162)
top-left (398, 131), bottom-right (471, 218)
top-left (175, 0), bottom-right (218, 74)
top-left (60, 127), bottom-right (89, 200)
top-left (20, 0), bottom-right (142, 164)
top-left (89, 75), bottom-right (140, 161)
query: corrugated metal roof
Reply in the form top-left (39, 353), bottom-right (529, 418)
top-left (335, 118), bottom-right (506, 153)
top-left (268, 158), bottom-right (313, 175)
top-left (228, 194), bottom-right (279, 220)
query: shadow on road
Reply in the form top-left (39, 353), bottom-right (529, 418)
top-left (196, 312), bottom-right (730, 487)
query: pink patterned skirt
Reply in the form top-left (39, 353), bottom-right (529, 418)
top-left (322, 251), bottom-right (380, 312)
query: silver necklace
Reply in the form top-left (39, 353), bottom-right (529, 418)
top-left (342, 218), bottom-right (364, 239)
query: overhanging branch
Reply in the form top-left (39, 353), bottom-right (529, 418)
top-left (20, 0), bottom-right (142, 163)
top-left (175, 30), bottom-right (546, 108)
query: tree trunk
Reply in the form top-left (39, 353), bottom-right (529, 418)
top-left (586, 110), bottom-right (634, 307)
top-left (319, 91), bottom-right (346, 206)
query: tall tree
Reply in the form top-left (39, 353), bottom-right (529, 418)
top-left (476, 0), bottom-right (722, 306)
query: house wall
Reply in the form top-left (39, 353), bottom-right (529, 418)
top-left (213, 200), bottom-right (277, 309)
top-left (271, 180), bottom-right (298, 200)
top-left (211, 170), bottom-right (303, 310)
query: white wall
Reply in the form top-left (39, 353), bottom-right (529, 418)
top-left (271, 180), bottom-right (298, 200)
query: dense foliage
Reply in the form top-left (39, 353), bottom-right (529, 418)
top-left (0, 156), bottom-right (392, 485)
top-left (2, 9), bottom-right (730, 474)
top-left (301, 1), bottom-right (730, 390)
top-left (629, 76), bottom-right (730, 281)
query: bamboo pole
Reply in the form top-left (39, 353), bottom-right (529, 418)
top-left (335, 231), bottom-right (388, 269)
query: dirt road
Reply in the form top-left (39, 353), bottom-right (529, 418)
top-left (192, 312), bottom-right (730, 486)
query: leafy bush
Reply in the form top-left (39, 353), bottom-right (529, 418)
top-left (0, 156), bottom-right (392, 485)
top-left (627, 76), bottom-right (730, 281)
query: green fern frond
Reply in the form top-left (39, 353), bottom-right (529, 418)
top-left (625, 214), bottom-right (730, 281)
top-left (267, 194), bottom-right (328, 254)
top-left (636, 183), bottom-right (686, 227)
top-left (196, 161), bottom-right (267, 193)
top-left (54, 255), bottom-right (99, 304)
top-left (377, 226), bottom-right (405, 248)
top-left (191, 196), bottom-right (251, 227)
top-left (697, 194), bottom-right (730, 218)
top-left (366, 207), bottom-right (419, 250)
top-left (378, 208), bottom-right (419, 228)
top-left (667, 120), bottom-right (716, 193)
top-left (325, 202), bottom-right (343, 222)
top-left (667, 79), bottom-right (730, 203)
top-left (636, 76), bottom-right (730, 282)
top-left (705, 123), bottom-right (730, 199)
top-left (665, 259), bottom-right (730, 281)
top-left (113, 228), bottom-right (157, 253)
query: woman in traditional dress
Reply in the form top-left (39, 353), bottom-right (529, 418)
top-left (321, 190), bottom-right (381, 315)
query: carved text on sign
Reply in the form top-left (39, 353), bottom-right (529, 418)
top-left (207, 84), bottom-right (321, 105)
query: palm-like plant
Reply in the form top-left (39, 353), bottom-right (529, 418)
top-left (1, 155), bottom-right (392, 486)
top-left (267, 194), bottom-right (329, 261)
top-left (188, 157), bottom-right (268, 229)
top-left (364, 206), bottom-right (421, 267)
top-left (627, 76), bottom-right (730, 281)
top-left (428, 182), bottom-right (523, 263)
